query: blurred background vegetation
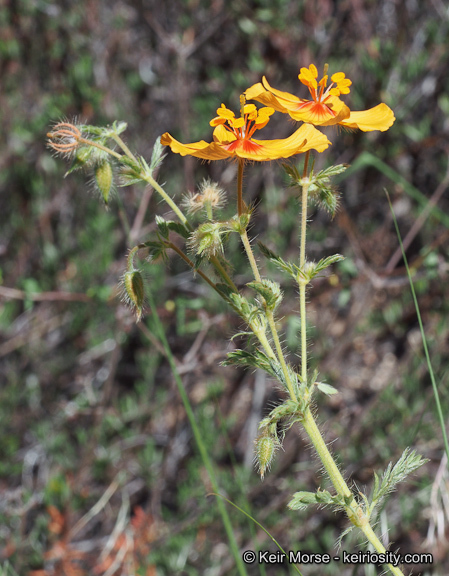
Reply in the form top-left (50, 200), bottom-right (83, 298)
top-left (1, 0), bottom-right (448, 574)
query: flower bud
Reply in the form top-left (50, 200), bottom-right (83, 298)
top-left (255, 432), bottom-right (279, 480)
top-left (122, 269), bottom-right (145, 321)
top-left (95, 161), bottom-right (114, 205)
top-left (189, 222), bottom-right (224, 258)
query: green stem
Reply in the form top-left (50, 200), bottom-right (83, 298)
top-left (361, 523), bottom-right (406, 576)
top-left (127, 245), bottom-right (139, 270)
top-left (168, 242), bottom-right (222, 294)
top-left (296, 158), bottom-right (404, 576)
top-left (266, 312), bottom-right (297, 402)
top-left (78, 137), bottom-right (122, 160)
top-left (110, 133), bottom-right (139, 163)
top-left (299, 167), bottom-right (309, 383)
top-left (209, 256), bottom-right (238, 293)
top-left (143, 171), bottom-right (191, 229)
top-left (301, 409), bottom-right (405, 576)
top-left (240, 230), bottom-right (261, 282)
top-left (237, 159), bottom-right (244, 216)
top-left (237, 163), bottom-right (296, 400)
top-left (205, 200), bottom-right (213, 221)
top-left (302, 409), bottom-right (351, 498)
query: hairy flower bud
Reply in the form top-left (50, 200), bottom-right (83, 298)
top-left (255, 432), bottom-right (279, 480)
top-left (122, 269), bottom-right (145, 321)
top-left (189, 222), bottom-right (225, 258)
top-left (95, 161), bottom-right (114, 205)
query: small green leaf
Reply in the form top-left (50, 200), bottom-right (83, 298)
top-left (247, 279), bottom-right (282, 310)
top-left (314, 254), bottom-right (345, 274)
top-left (155, 215), bottom-right (169, 239)
top-left (119, 156), bottom-right (143, 186)
top-left (112, 120), bottom-right (128, 135)
top-left (150, 137), bottom-right (167, 171)
top-left (336, 526), bottom-right (354, 550)
top-left (288, 489), bottom-right (333, 510)
top-left (144, 240), bottom-right (168, 262)
top-left (316, 382), bottom-right (338, 396)
top-left (166, 221), bottom-right (190, 239)
top-left (222, 349), bottom-right (277, 378)
top-left (282, 163), bottom-right (301, 183)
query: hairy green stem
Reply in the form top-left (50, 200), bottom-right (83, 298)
top-left (302, 410), bottom-right (405, 575)
top-left (297, 162), bottom-right (405, 576)
top-left (266, 312), bottom-right (297, 402)
top-left (78, 137), bottom-right (123, 160)
top-left (143, 171), bottom-right (191, 228)
top-left (210, 255), bottom-right (239, 293)
top-left (299, 171), bottom-right (309, 382)
top-left (110, 133), bottom-right (139, 163)
top-left (237, 158), bottom-right (244, 216)
top-left (302, 409), bottom-right (351, 498)
top-left (237, 163), bottom-right (297, 400)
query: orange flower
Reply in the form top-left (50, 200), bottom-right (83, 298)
top-left (245, 64), bottom-right (395, 132)
top-left (161, 100), bottom-right (330, 162)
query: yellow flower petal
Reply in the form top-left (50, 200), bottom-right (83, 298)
top-left (161, 122), bottom-right (330, 162)
top-left (216, 105), bottom-right (235, 120)
top-left (299, 66), bottom-right (318, 89)
top-left (338, 103), bottom-right (395, 132)
top-left (282, 95), bottom-right (350, 126)
top-left (245, 69), bottom-right (395, 133)
top-left (244, 81), bottom-right (292, 113)
top-left (243, 103), bottom-right (257, 115)
top-left (210, 116), bottom-right (226, 127)
top-left (160, 133), bottom-right (230, 160)
top-left (331, 72), bottom-right (346, 83)
top-left (213, 124), bottom-right (236, 144)
top-left (309, 64), bottom-right (318, 77)
top-left (232, 117), bottom-right (245, 129)
top-left (236, 123), bottom-right (330, 161)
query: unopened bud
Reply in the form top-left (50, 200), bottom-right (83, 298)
top-left (95, 161), bottom-right (114, 204)
top-left (122, 269), bottom-right (145, 321)
top-left (189, 222), bottom-right (224, 258)
top-left (255, 432), bottom-right (279, 480)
